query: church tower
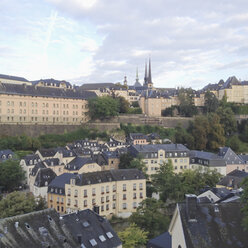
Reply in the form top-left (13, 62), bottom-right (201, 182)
top-left (143, 58), bottom-right (153, 89)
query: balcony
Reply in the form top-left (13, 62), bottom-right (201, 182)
top-left (123, 189), bottom-right (126, 192)
top-left (106, 199), bottom-right (109, 202)
top-left (133, 197), bottom-right (137, 199)
top-left (84, 205), bottom-right (87, 207)
top-left (101, 192), bottom-right (104, 195)
top-left (140, 195), bottom-right (143, 199)
top-left (123, 197), bottom-right (127, 200)
top-left (92, 193), bottom-right (96, 196)
top-left (133, 188), bottom-right (136, 191)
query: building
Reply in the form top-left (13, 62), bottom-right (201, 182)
top-left (47, 173), bottom-right (75, 214)
top-left (31, 78), bottom-right (72, 89)
top-left (129, 144), bottom-right (190, 176)
top-left (0, 149), bottom-right (14, 163)
top-left (65, 169), bottom-right (146, 218)
top-left (127, 133), bottom-right (149, 145)
top-left (0, 208), bottom-right (122, 248)
top-left (0, 82), bottom-right (96, 124)
top-left (0, 74), bottom-right (31, 85)
top-left (218, 147), bottom-right (247, 173)
top-left (166, 195), bottom-right (248, 248)
top-left (216, 169), bottom-right (248, 189)
top-left (189, 150), bottom-right (227, 175)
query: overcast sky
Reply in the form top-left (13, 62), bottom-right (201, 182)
top-left (1, 0), bottom-right (248, 89)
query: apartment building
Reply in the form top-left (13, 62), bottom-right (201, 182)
top-left (129, 144), bottom-right (190, 176)
top-left (0, 82), bottom-right (96, 124)
top-left (64, 169), bottom-right (146, 218)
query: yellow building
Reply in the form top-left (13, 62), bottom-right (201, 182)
top-left (65, 169), bottom-right (146, 218)
top-left (129, 144), bottom-right (190, 176)
top-left (0, 82), bottom-right (96, 124)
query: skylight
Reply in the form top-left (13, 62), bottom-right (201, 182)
top-left (99, 235), bottom-right (106, 242)
top-left (82, 221), bottom-right (90, 227)
top-left (89, 239), bottom-right (97, 246)
top-left (106, 232), bottom-right (113, 239)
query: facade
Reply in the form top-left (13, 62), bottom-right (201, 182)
top-left (0, 208), bottom-right (122, 248)
top-left (127, 133), bottom-right (149, 145)
top-left (64, 169), bottom-right (146, 218)
top-left (0, 82), bottom-right (96, 124)
top-left (129, 144), bottom-right (190, 176)
top-left (189, 150), bottom-right (227, 175)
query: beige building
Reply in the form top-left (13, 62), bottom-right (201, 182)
top-left (0, 82), bottom-right (96, 124)
top-left (0, 74), bottom-right (32, 85)
top-left (65, 169), bottom-right (146, 218)
top-left (129, 144), bottom-right (190, 177)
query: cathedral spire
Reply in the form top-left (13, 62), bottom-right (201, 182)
top-left (136, 67), bottom-right (139, 82)
top-left (144, 61), bottom-right (148, 86)
top-left (148, 57), bottom-right (152, 84)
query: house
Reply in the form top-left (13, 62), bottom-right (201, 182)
top-left (216, 169), bottom-right (248, 189)
top-left (127, 133), bottom-right (149, 145)
top-left (20, 154), bottom-right (41, 185)
top-left (167, 194), bottom-right (248, 248)
top-left (0, 149), bottom-right (14, 163)
top-left (0, 208), bottom-right (122, 248)
top-left (148, 133), bottom-right (162, 144)
top-left (218, 147), bottom-right (247, 173)
top-left (64, 157), bottom-right (101, 174)
top-left (94, 151), bottom-right (121, 171)
top-left (47, 173), bottom-right (75, 214)
top-left (190, 150), bottom-right (226, 175)
top-left (65, 169), bottom-right (146, 218)
top-left (29, 162), bottom-right (57, 198)
top-left (129, 144), bottom-right (190, 176)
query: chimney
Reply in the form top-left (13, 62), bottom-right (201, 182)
top-left (185, 194), bottom-right (197, 222)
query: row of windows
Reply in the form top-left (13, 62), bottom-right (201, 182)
top-left (67, 183), bottom-right (144, 196)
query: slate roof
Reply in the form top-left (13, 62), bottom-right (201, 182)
top-left (43, 158), bottom-right (60, 166)
top-left (178, 201), bottom-right (248, 248)
top-left (129, 133), bottom-right (148, 140)
top-left (218, 147), bottom-right (244, 165)
top-left (217, 169), bottom-right (248, 188)
top-left (74, 169), bottom-right (145, 186)
top-left (220, 76), bottom-right (241, 90)
top-left (0, 83), bottom-right (96, 100)
top-left (22, 154), bottom-right (41, 165)
top-left (0, 149), bottom-right (14, 162)
top-left (34, 168), bottom-right (57, 187)
top-left (80, 83), bottom-right (117, 90)
top-left (0, 74), bottom-right (29, 82)
top-left (48, 173), bottom-right (75, 195)
top-left (190, 150), bottom-right (226, 167)
top-left (202, 83), bottom-right (220, 92)
top-left (32, 78), bottom-right (72, 88)
top-left (0, 208), bottom-right (121, 248)
top-left (147, 232), bottom-right (171, 248)
top-left (31, 162), bottom-right (46, 177)
top-left (37, 148), bottom-right (58, 158)
top-left (65, 157), bottom-right (95, 171)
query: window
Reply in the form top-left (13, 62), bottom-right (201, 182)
top-left (113, 184), bottom-right (116, 192)
top-left (89, 239), bottom-right (97, 247)
top-left (84, 200), bottom-right (87, 207)
top-left (101, 186), bottom-right (104, 194)
top-left (139, 183), bottom-right (143, 190)
top-left (106, 196), bottom-right (109, 202)
top-left (123, 194), bottom-right (126, 200)
top-left (92, 198), bottom-right (96, 205)
top-left (133, 202), bottom-right (137, 208)
top-left (101, 197), bottom-right (104, 203)
top-left (67, 189), bottom-right (71, 196)
top-left (122, 203), bottom-right (127, 209)
top-left (101, 205), bottom-right (104, 211)
top-left (106, 204), bottom-right (109, 210)
top-left (99, 235), bottom-right (106, 242)
top-left (113, 194), bottom-right (116, 201)
top-left (113, 202), bottom-right (116, 209)
top-left (140, 192), bottom-right (143, 198)
top-left (74, 189), bottom-right (78, 197)
top-left (106, 232), bottom-right (113, 239)
top-left (106, 186), bottom-right (109, 193)
top-left (133, 183), bottom-right (136, 190)
top-left (133, 193), bottom-right (136, 199)
top-left (84, 189), bottom-right (87, 197)
top-left (123, 184), bottom-right (126, 191)
top-left (92, 188), bottom-right (96, 196)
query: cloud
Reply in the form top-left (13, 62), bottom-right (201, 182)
top-left (1, 0), bottom-right (248, 88)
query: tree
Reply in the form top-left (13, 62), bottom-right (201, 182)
top-left (118, 223), bottom-right (148, 248)
top-left (119, 153), bottom-right (146, 172)
top-left (226, 135), bottom-right (242, 152)
top-left (191, 116), bottom-right (209, 150)
top-left (129, 198), bottom-right (170, 239)
top-left (88, 96), bottom-right (119, 120)
top-left (207, 113), bottom-right (225, 151)
top-left (0, 159), bottom-right (25, 191)
top-left (117, 96), bottom-right (130, 113)
top-left (0, 191), bottom-right (46, 218)
top-left (204, 91), bottom-right (219, 113)
top-left (216, 106), bottom-right (237, 136)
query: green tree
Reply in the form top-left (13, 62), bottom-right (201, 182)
top-left (88, 96), bottom-right (119, 120)
top-left (118, 223), bottom-right (148, 248)
top-left (129, 198), bottom-right (170, 239)
top-left (119, 153), bottom-right (135, 169)
top-left (0, 159), bottom-right (25, 191)
top-left (216, 106), bottom-right (237, 136)
top-left (226, 135), bottom-right (242, 152)
top-left (191, 115), bottom-right (209, 150)
top-left (204, 91), bottom-right (219, 113)
top-left (117, 96), bottom-right (130, 113)
top-left (207, 113), bottom-right (225, 151)
top-left (0, 191), bottom-right (46, 218)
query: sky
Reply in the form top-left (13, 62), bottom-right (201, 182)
top-left (1, 0), bottom-right (248, 89)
